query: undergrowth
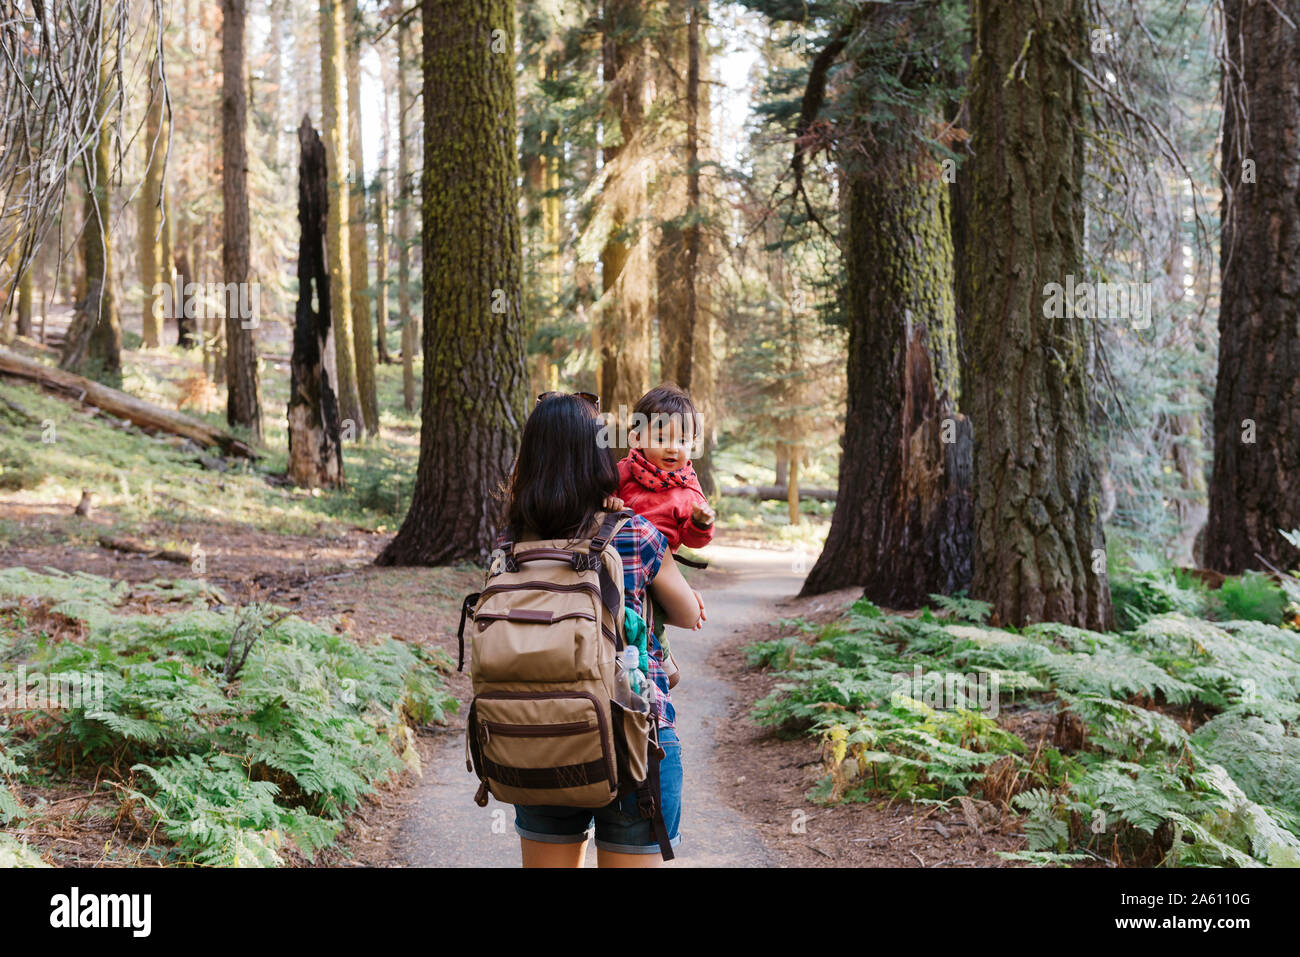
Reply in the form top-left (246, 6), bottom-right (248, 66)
top-left (747, 584), bottom-right (1300, 867)
top-left (0, 567), bottom-right (457, 866)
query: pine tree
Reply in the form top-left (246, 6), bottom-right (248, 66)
top-left (377, 0), bottom-right (528, 565)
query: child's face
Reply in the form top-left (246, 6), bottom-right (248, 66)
top-left (632, 414), bottom-right (697, 472)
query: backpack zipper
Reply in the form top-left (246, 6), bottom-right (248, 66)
top-left (474, 610), bottom-right (597, 627)
top-left (480, 581), bottom-right (602, 601)
top-left (479, 719), bottom-right (593, 747)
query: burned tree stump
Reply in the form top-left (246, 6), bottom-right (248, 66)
top-left (286, 117), bottom-right (344, 489)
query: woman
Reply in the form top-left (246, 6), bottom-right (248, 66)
top-left (496, 393), bottom-right (703, 868)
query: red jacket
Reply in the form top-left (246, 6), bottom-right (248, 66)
top-left (617, 450), bottom-right (714, 551)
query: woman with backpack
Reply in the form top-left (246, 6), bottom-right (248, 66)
top-left (492, 393), bottom-right (703, 867)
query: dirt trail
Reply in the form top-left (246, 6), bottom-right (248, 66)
top-left (393, 542), bottom-right (807, 867)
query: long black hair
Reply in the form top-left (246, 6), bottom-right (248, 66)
top-left (501, 394), bottom-right (618, 542)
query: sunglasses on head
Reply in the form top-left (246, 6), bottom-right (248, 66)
top-left (537, 391), bottom-right (600, 412)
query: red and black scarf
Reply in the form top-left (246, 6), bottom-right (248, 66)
top-left (627, 446), bottom-right (698, 492)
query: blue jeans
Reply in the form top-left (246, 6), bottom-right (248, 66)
top-left (513, 726), bottom-right (682, 854)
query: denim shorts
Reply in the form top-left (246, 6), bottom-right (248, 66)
top-left (513, 725), bottom-right (682, 855)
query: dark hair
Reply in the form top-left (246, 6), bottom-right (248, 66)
top-left (502, 394), bottom-right (618, 541)
top-left (633, 382), bottom-right (698, 422)
top-left (631, 382), bottom-right (701, 443)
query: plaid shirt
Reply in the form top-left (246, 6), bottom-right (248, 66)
top-left (612, 515), bottom-right (675, 731)
top-left (491, 515), bottom-right (676, 730)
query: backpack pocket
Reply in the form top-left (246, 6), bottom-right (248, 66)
top-left (469, 691), bottom-right (617, 808)
top-left (470, 585), bottom-right (605, 682)
top-left (610, 696), bottom-right (654, 794)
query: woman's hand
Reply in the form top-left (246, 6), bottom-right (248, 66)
top-left (649, 553), bottom-right (702, 629)
top-left (603, 494), bottom-right (625, 511)
top-left (691, 590), bottom-right (707, 630)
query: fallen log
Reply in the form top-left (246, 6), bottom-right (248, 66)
top-left (721, 484), bottom-right (837, 503)
top-left (97, 535), bottom-right (190, 564)
top-left (0, 348), bottom-right (258, 459)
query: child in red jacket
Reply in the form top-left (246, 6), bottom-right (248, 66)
top-left (612, 384), bottom-right (714, 686)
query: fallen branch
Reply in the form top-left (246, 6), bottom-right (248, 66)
top-left (721, 484), bottom-right (837, 503)
top-left (0, 348), bottom-right (258, 459)
top-left (97, 535), bottom-right (190, 564)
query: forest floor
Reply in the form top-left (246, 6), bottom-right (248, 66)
top-left (1, 332), bottom-right (1027, 867)
top-left (324, 544), bottom-right (1029, 868)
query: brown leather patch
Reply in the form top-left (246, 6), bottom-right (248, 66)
top-left (507, 608), bottom-right (554, 624)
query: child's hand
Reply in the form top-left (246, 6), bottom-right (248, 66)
top-left (603, 494), bottom-right (625, 511)
top-left (691, 501), bottom-right (715, 526)
top-left (691, 589), bottom-right (707, 630)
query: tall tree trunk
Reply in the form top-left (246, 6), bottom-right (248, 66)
top-left (801, 151), bottom-right (971, 603)
top-left (139, 55), bottom-right (165, 348)
top-left (60, 19), bottom-right (120, 383)
top-left (288, 118), bottom-right (344, 488)
top-left (319, 0), bottom-right (362, 435)
top-left (16, 268), bottom-right (32, 338)
top-left (346, 1), bottom-right (379, 435)
top-left (377, 0), bottom-right (527, 565)
top-left (1205, 0), bottom-right (1300, 574)
top-left (966, 0), bottom-right (1110, 629)
top-left (397, 21), bottom-right (415, 413)
top-left (599, 0), bottom-right (651, 418)
top-left (222, 0), bottom-right (263, 440)
top-left (374, 177), bottom-right (390, 368)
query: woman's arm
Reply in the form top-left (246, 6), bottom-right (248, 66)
top-left (648, 552), bottom-right (704, 629)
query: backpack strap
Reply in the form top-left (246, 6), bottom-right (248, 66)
top-left (588, 510), bottom-right (634, 639)
top-left (636, 698), bottom-right (675, 861)
top-left (456, 591), bottom-right (480, 672)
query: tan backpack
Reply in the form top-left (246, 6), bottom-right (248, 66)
top-left (456, 509), bottom-right (674, 859)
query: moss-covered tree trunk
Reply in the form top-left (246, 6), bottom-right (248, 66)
top-left (396, 21), bottom-right (415, 413)
top-left (139, 54), bottom-right (165, 349)
top-left (60, 21), bottom-right (120, 382)
top-left (966, 0), bottom-right (1111, 629)
top-left (376, 0), bottom-right (527, 565)
top-left (346, 1), bottom-right (379, 436)
top-left (319, 0), bottom-right (362, 435)
top-left (222, 0), bottom-right (264, 441)
top-left (373, 177), bottom-right (390, 368)
top-left (1205, 0), bottom-right (1300, 574)
top-left (599, 0), bottom-right (651, 417)
top-left (801, 151), bottom-right (972, 604)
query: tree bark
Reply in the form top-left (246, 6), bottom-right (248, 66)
top-left (319, 0), bottom-right (362, 435)
top-left (374, 176), bottom-right (390, 367)
top-left (16, 269), bottom-right (32, 339)
top-left (346, 1), bottom-right (379, 435)
top-left (222, 0), bottom-right (264, 441)
top-left (287, 118), bottom-right (345, 488)
top-left (140, 54), bottom-right (165, 349)
top-left (599, 0), bottom-right (651, 419)
top-left (60, 15), bottom-right (120, 383)
top-left (801, 149), bottom-right (972, 605)
top-left (377, 0), bottom-right (527, 565)
top-left (397, 21), bottom-right (415, 412)
top-left (1205, 0), bottom-right (1300, 574)
top-left (965, 0), bottom-right (1111, 629)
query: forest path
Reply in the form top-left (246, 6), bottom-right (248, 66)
top-left (394, 542), bottom-right (805, 867)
